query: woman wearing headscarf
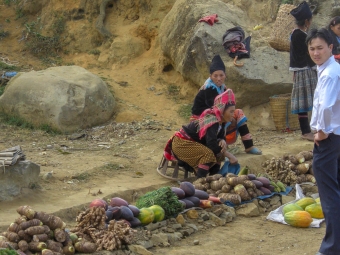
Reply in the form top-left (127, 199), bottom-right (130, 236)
top-left (190, 54), bottom-right (261, 155)
top-left (327, 16), bottom-right (340, 62)
top-left (164, 89), bottom-right (236, 178)
top-left (289, 1), bottom-right (317, 141)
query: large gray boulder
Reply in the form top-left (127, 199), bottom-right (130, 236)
top-left (159, 0), bottom-right (293, 107)
top-left (0, 161), bottom-right (40, 201)
top-left (0, 66), bottom-right (116, 133)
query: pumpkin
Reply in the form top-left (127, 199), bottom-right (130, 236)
top-left (137, 208), bottom-right (155, 225)
top-left (284, 211), bottom-right (312, 228)
top-left (305, 203), bottom-right (324, 219)
top-left (282, 203), bottom-right (304, 216)
top-left (295, 197), bottom-right (315, 209)
top-left (148, 205), bottom-right (165, 222)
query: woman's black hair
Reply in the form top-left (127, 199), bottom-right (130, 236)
top-left (223, 104), bottom-right (235, 113)
top-left (306, 28), bottom-right (333, 46)
top-left (295, 18), bottom-right (312, 27)
top-left (328, 16), bottom-right (340, 30)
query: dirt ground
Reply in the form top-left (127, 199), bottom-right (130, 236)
top-left (0, 1), bottom-right (326, 255)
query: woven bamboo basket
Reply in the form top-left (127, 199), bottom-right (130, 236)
top-left (269, 93), bottom-right (299, 131)
top-left (269, 4), bottom-right (296, 52)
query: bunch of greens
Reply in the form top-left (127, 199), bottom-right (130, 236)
top-left (0, 249), bottom-right (17, 255)
top-left (136, 186), bottom-right (184, 219)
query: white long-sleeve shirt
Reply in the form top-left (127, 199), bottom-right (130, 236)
top-left (310, 56), bottom-right (340, 135)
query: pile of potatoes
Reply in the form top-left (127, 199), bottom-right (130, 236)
top-left (193, 173), bottom-right (280, 205)
top-left (262, 151), bottom-right (316, 186)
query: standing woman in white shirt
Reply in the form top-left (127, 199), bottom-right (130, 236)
top-left (306, 28), bottom-right (340, 255)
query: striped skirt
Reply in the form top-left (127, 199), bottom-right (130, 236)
top-left (291, 68), bottom-right (317, 114)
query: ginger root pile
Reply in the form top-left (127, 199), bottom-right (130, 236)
top-left (262, 151), bottom-right (316, 186)
top-left (70, 206), bottom-right (136, 252)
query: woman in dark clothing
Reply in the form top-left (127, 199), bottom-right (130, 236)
top-left (165, 89), bottom-right (236, 178)
top-left (289, 1), bottom-right (317, 141)
top-left (327, 16), bottom-right (340, 62)
top-left (191, 55), bottom-right (261, 155)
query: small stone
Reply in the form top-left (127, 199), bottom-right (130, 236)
top-left (42, 172), bottom-right (53, 180)
top-left (176, 214), bottom-right (186, 226)
top-left (186, 209), bottom-right (198, 219)
top-left (171, 223), bottom-right (182, 230)
top-left (46, 145), bottom-right (53, 149)
top-left (201, 212), bottom-right (210, 221)
top-left (193, 240), bottom-right (200, 245)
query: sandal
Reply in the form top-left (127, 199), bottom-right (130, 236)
top-left (246, 147), bottom-right (262, 155)
top-left (301, 133), bottom-right (314, 142)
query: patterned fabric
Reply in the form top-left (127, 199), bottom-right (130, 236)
top-left (163, 129), bottom-right (194, 161)
top-left (198, 89), bottom-right (235, 139)
top-left (200, 78), bottom-right (226, 95)
top-left (291, 68), bottom-right (318, 114)
top-left (225, 109), bottom-right (248, 145)
top-left (171, 136), bottom-right (223, 171)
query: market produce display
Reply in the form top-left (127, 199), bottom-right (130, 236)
top-left (282, 197), bottom-right (324, 228)
top-left (136, 186), bottom-right (183, 219)
top-left (0, 205), bottom-right (72, 254)
top-left (192, 172), bottom-right (285, 205)
top-left (261, 151), bottom-right (316, 186)
top-left (70, 203), bottom-right (136, 252)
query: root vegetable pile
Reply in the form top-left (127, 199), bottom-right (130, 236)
top-left (261, 151), bottom-right (316, 186)
top-left (0, 205), bottom-right (71, 255)
top-left (193, 173), bottom-right (285, 205)
top-left (70, 206), bottom-right (136, 252)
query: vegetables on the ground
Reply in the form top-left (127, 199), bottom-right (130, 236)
top-left (148, 205), bottom-right (165, 222)
top-left (137, 208), bottom-right (155, 225)
top-left (305, 203), bottom-right (324, 219)
top-left (282, 204), bottom-right (304, 215)
top-left (179, 182), bottom-right (195, 197)
top-left (136, 187), bottom-right (184, 219)
top-left (295, 197), bottom-right (315, 210)
top-left (284, 211), bottom-right (312, 228)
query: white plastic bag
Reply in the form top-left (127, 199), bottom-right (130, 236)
top-left (266, 183), bottom-right (324, 228)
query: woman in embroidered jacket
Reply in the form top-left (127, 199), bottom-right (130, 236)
top-left (289, 1), bottom-right (317, 141)
top-left (191, 54), bottom-right (261, 156)
top-left (164, 89), bottom-right (236, 178)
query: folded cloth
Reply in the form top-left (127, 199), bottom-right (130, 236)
top-left (198, 14), bottom-right (218, 26)
top-left (218, 160), bottom-right (240, 176)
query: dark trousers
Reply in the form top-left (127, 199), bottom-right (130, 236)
top-left (313, 133), bottom-right (340, 255)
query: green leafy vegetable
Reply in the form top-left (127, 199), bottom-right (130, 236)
top-left (136, 186), bottom-right (184, 219)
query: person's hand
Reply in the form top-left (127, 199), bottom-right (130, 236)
top-left (219, 139), bottom-right (227, 153)
top-left (224, 151), bottom-right (238, 165)
top-left (228, 154), bottom-right (238, 165)
top-left (314, 131), bottom-right (328, 146)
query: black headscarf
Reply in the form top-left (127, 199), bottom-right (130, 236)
top-left (210, 55), bottom-right (225, 74)
top-left (290, 1), bottom-right (312, 21)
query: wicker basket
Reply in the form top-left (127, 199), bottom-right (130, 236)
top-left (269, 93), bottom-right (299, 131)
top-left (269, 4), bottom-right (296, 52)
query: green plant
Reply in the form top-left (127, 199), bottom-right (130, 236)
top-left (39, 123), bottom-right (61, 134)
top-left (5, 18), bottom-right (10, 23)
top-left (177, 104), bottom-right (192, 120)
top-left (88, 49), bottom-right (101, 55)
top-left (0, 62), bottom-right (20, 71)
top-left (0, 30), bottom-right (9, 40)
top-left (0, 113), bottom-right (34, 129)
top-left (281, 0), bottom-right (293, 4)
top-left (15, 7), bottom-right (24, 20)
top-left (167, 84), bottom-right (180, 95)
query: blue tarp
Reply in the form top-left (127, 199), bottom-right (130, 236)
top-left (224, 186), bottom-right (293, 207)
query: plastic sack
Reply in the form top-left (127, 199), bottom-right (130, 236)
top-left (266, 183), bottom-right (324, 228)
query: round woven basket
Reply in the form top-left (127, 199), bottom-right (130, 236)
top-left (269, 4), bottom-right (296, 52)
top-left (269, 93), bottom-right (299, 131)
